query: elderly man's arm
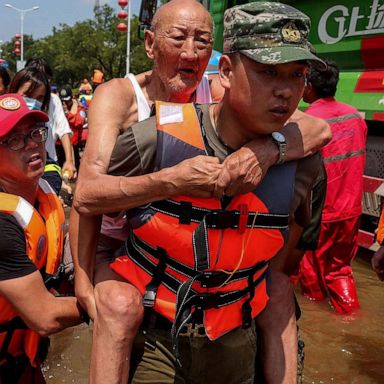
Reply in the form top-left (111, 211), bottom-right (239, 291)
top-left (73, 80), bottom-right (224, 216)
top-left (217, 110), bottom-right (331, 196)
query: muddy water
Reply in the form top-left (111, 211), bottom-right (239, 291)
top-left (44, 253), bottom-right (384, 383)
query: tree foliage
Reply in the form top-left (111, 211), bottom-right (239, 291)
top-left (1, 5), bottom-right (152, 87)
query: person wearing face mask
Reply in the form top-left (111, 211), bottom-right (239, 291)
top-left (0, 93), bottom-right (86, 384)
top-left (25, 58), bottom-right (77, 182)
top-left (58, 85), bottom-right (86, 171)
top-left (8, 68), bottom-right (64, 195)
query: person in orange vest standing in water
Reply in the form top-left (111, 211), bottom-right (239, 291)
top-left (300, 60), bottom-right (367, 314)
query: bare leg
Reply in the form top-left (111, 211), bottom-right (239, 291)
top-left (256, 269), bottom-right (297, 384)
top-left (90, 263), bottom-right (144, 384)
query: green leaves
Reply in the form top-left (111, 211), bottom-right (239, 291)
top-left (3, 4), bottom-right (152, 85)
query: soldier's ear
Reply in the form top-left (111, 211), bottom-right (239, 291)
top-left (144, 30), bottom-right (155, 60)
top-left (218, 54), bottom-right (233, 90)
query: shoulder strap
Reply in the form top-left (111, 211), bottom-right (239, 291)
top-left (126, 73), bottom-right (151, 121)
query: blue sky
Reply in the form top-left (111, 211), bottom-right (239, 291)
top-left (0, 0), bottom-right (141, 43)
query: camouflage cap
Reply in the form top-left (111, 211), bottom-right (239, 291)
top-left (223, 1), bottom-right (324, 66)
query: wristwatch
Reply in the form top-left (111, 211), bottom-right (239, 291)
top-left (271, 131), bottom-right (287, 165)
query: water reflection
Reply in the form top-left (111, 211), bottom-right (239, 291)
top-left (44, 254), bottom-right (384, 383)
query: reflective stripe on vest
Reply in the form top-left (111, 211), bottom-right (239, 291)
top-left (111, 102), bottom-right (297, 340)
top-left (44, 163), bottom-right (62, 175)
top-left (0, 179), bottom-right (65, 366)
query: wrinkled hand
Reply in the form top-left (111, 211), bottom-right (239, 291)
top-left (170, 155), bottom-right (223, 198)
top-left (75, 275), bottom-right (97, 321)
top-left (372, 246), bottom-right (384, 281)
top-left (215, 138), bottom-right (276, 197)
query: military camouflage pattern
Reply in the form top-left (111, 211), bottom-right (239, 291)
top-left (223, 1), bottom-right (324, 66)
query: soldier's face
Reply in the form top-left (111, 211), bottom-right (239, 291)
top-left (228, 55), bottom-right (307, 135)
top-left (149, 5), bottom-right (213, 98)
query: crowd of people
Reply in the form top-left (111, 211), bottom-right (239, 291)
top-left (0, 0), bottom-right (382, 383)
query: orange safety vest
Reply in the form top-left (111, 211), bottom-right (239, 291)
top-left (111, 102), bottom-right (297, 341)
top-left (0, 179), bottom-right (65, 367)
top-left (376, 208), bottom-right (384, 245)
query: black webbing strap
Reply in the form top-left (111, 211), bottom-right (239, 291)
top-left (192, 218), bottom-right (210, 271)
top-left (129, 232), bottom-right (268, 287)
top-left (241, 273), bottom-right (256, 329)
top-left (171, 267), bottom-right (268, 365)
top-left (125, 235), bottom-right (182, 294)
top-left (150, 200), bottom-right (289, 229)
top-left (142, 247), bottom-right (167, 307)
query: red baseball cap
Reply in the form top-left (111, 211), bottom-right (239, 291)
top-left (0, 93), bottom-right (49, 138)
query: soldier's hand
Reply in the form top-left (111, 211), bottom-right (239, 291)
top-left (215, 138), bottom-right (276, 197)
top-left (169, 155), bottom-right (223, 198)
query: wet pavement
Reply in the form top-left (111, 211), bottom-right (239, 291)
top-left (44, 252), bottom-right (384, 383)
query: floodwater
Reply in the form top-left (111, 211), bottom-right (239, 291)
top-left (43, 252), bottom-right (384, 384)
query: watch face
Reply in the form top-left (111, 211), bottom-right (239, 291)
top-left (272, 131), bottom-right (285, 143)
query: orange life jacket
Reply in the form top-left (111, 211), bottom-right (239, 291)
top-left (0, 179), bottom-right (65, 367)
top-left (376, 208), bottom-right (384, 245)
top-left (111, 102), bottom-right (297, 341)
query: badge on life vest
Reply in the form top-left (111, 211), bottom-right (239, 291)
top-left (0, 97), bottom-right (21, 111)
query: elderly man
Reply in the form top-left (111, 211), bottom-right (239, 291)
top-left (106, 3), bottom-right (324, 383)
top-left (71, 0), bottom-right (330, 382)
top-left (0, 94), bottom-right (85, 383)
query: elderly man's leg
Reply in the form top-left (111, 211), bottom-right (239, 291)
top-left (255, 269), bottom-right (297, 384)
top-left (90, 263), bottom-right (144, 384)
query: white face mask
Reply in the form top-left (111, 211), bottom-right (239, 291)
top-left (24, 97), bottom-right (43, 111)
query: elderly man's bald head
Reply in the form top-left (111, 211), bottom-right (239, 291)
top-left (151, 0), bottom-right (213, 33)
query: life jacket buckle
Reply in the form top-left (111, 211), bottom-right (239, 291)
top-left (238, 204), bottom-right (249, 234)
top-left (143, 290), bottom-right (156, 307)
top-left (178, 322), bottom-right (206, 338)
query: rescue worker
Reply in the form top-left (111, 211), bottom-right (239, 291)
top-left (25, 58), bottom-right (77, 181)
top-left (372, 209), bottom-right (384, 281)
top-left (91, 69), bottom-right (105, 91)
top-left (8, 67), bottom-right (63, 195)
top-left (104, 2), bottom-right (325, 382)
top-left (0, 93), bottom-right (86, 383)
top-left (58, 85), bottom-right (86, 171)
top-left (300, 60), bottom-right (368, 314)
top-left (71, 1), bottom-right (331, 382)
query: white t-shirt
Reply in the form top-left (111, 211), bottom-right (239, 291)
top-left (45, 93), bottom-right (72, 161)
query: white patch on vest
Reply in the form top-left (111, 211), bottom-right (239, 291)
top-left (13, 198), bottom-right (34, 229)
top-left (159, 105), bottom-right (184, 125)
top-left (39, 178), bottom-right (54, 194)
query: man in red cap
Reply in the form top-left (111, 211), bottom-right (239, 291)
top-left (0, 94), bottom-right (86, 383)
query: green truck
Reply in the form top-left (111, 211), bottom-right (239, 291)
top-left (139, 0), bottom-right (384, 249)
